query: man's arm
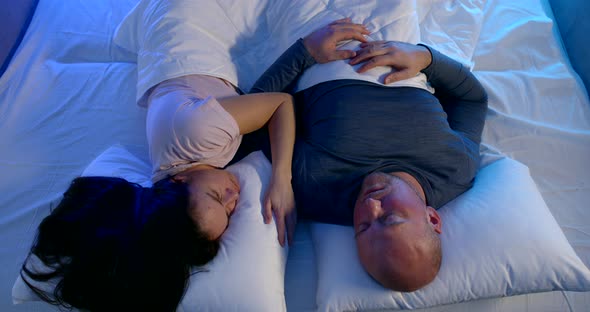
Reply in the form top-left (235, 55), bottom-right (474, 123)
top-left (250, 39), bottom-right (316, 94)
top-left (349, 41), bottom-right (488, 144)
top-left (250, 18), bottom-right (370, 94)
top-left (420, 45), bottom-right (488, 145)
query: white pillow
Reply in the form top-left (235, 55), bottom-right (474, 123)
top-left (113, 0), bottom-right (483, 105)
top-left (113, 0), bottom-right (272, 105)
top-left (13, 145), bottom-right (288, 312)
top-left (179, 149), bottom-right (288, 312)
top-left (310, 156), bottom-right (590, 311)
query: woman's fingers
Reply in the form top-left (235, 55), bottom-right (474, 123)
top-left (263, 198), bottom-right (273, 224)
top-left (263, 197), bottom-right (294, 247)
top-left (286, 209), bottom-right (297, 246)
top-left (274, 209), bottom-right (286, 247)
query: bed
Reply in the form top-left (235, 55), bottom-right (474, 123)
top-left (1, 0), bottom-right (589, 311)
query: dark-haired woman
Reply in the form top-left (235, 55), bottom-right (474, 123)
top-left (21, 79), bottom-right (297, 312)
top-left (21, 18), bottom-right (369, 311)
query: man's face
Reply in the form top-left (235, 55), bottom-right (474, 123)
top-left (353, 172), bottom-right (427, 240)
top-left (353, 171), bottom-right (442, 291)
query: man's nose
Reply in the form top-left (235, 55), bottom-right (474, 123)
top-left (363, 197), bottom-right (381, 217)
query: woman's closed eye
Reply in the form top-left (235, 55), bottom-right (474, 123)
top-left (212, 190), bottom-right (234, 217)
top-left (207, 190), bottom-right (224, 206)
top-left (213, 190), bottom-right (223, 203)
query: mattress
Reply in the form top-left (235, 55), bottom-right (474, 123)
top-left (0, 0), bottom-right (588, 311)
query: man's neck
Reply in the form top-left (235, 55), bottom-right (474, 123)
top-left (389, 171), bottom-right (426, 203)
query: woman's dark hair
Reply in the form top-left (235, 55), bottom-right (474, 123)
top-left (21, 176), bottom-right (220, 311)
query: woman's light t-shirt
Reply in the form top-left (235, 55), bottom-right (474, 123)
top-left (146, 75), bottom-right (241, 182)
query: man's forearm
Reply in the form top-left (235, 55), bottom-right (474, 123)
top-left (250, 39), bottom-right (316, 94)
top-left (419, 45), bottom-right (487, 103)
top-left (419, 45), bottom-right (488, 144)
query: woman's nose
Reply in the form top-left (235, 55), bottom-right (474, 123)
top-left (224, 187), bottom-right (239, 211)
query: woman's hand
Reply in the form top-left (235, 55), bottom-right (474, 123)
top-left (303, 17), bottom-right (370, 64)
top-left (263, 174), bottom-right (296, 247)
top-left (348, 41), bottom-right (433, 84)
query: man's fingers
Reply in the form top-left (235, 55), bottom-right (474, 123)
top-left (349, 43), bottom-right (389, 65)
top-left (384, 70), bottom-right (411, 84)
top-left (329, 17), bottom-right (352, 25)
top-left (329, 19), bottom-right (369, 36)
top-left (359, 40), bottom-right (386, 48)
top-left (332, 49), bottom-right (357, 61)
top-left (349, 47), bottom-right (387, 65)
top-left (357, 55), bottom-right (397, 73)
top-left (342, 24), bottom-right (371, 36)
top-left (328, 28), bottom-right (368, 48)
top-left (275, 211), bottom-right (286, 247)
top-left (341, 29), bottom-right (370, 43)
top-left (330, 23), bottom-right (371, 38)
top-left (263, 199), bottom-right (272, 224)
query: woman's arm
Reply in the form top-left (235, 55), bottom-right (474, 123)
top-left (230, 19), bottom-right (369, 245)
top-left (218, 93), bottom-right (295, 246)
top-left (250, 18), bottom-right (370, 94)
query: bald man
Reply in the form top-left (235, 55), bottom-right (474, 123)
top-left (248, 20), bottom-right (487, 291)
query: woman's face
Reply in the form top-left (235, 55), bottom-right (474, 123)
top-left (174, 167), bottom-right (240, 239)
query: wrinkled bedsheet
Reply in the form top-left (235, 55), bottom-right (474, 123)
top-left (0, 0), bottom-right (589, 311)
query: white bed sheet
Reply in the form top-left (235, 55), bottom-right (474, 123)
top-left (0, 1), bottom-right (588, 312)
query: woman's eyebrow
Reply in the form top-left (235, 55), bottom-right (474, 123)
top-left (206, 191), bottom-right (222, 204)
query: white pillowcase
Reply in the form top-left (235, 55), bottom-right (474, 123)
top-left (113, 0), bottom-right (272, 105)
top-left (113, 0), bottom-right (483, 105)
top-left (310, 156), bottom-right (590, 311)
top-left (13, 145), bottom-right (288, 312)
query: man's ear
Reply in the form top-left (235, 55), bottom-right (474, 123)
top-left (426, 206), bottom-right (442, 234)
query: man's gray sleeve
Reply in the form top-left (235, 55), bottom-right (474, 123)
top-left (420, 45), bottom-right (489, 145)
top-left (250, 39), bottom-right (316, 94)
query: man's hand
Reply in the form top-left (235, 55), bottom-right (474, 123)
top-left (303, 17), bottom-right (370, 64)
top-left (348, 41), bottom-right (433, 84)
top-left (263, 176), bottom-right (296, 247)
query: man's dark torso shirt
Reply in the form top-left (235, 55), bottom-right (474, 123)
top-left (250, 40), bottom-right (488, 225)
